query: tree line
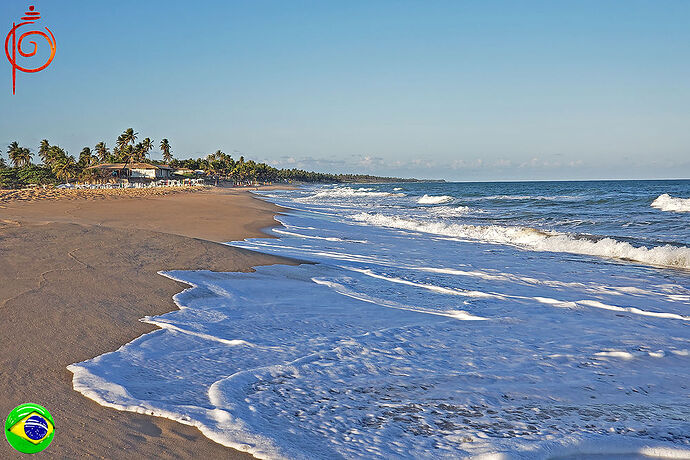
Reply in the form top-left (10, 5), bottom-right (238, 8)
top-left (1, 128), bottom-right (414, 188)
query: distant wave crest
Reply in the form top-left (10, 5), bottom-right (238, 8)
top-left (351, 212), bottom-right (690, 269)
top-left (465, 195), bottom-right (584, 202)
top-left (417, 194), bottom-right (453, 204)
top-left (651, 194), bottom-right (690, 213)
top-left (427, 206), bottom-right (473, 217)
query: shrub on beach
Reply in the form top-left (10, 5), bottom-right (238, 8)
top-left (17, 165), bottom-right (57, 186)
top-left (0, 165), bottom-right (57, 188)
top-left (0, 168), bottom-right (20, 188)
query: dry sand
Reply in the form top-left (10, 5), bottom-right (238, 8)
top-left (0, 185), bottom-right (204, 204)
top-left (0, 186), bottom-right (297, 459)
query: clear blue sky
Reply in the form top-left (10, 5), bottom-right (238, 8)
top-left (1, 0), bottom-right (688, 180)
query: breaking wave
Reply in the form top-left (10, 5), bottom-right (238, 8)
top-left (302, 187), bottom-right (404, 200)
top-left (351, 212), bottom-right (690, 269)
top-left (417, 194), bottom-right (454, 204)
top-left (651, 194), bottom-right (690, 213)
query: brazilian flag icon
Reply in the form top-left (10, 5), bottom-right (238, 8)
top-left (5, 403), bottom-right (55, 454)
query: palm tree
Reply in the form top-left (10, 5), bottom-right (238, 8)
top-left (94, 142), bottom-right (109, 163)
top-left (117, 145), bottom-right (137, 179)
top-left (133, 143), bottom-right (145, 162)
top-left (78, 148), bottom-right (98, 181)
top-left (53, 155), bottom-right (77, 182)
top-left (48, 145), bottom-right (68, 163)
top-left (160, 138), bottom-right (172, 163)
top-left (120, 145), bottom-right (135, 163)
top-left (8, 142), bottom-right (32, 168)
top-left (115, 128), bottom-right (137, 156)
top-left (19, 147), bottom-right (33, 168)
top-left (115, 134), bottom-right (127, 152)
top-left (122, 128), bottom-right (137, 147)
top-left (7, 142), bottom-right (19, 164)
top-left (78, 147), bottom-right (95, 169)
top-left (141, 138), bottom-right (153, 158)
top-left (0, 155), bottom-right (6, 168)
top-left (38, 139), bottom-right (51, 164)
top-left (112, 145), bottom-right (122, 162)
top-left (232, 162), bottom-right (249, 183)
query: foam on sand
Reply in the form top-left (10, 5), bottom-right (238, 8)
top-left (651, 194), bottom-right (690, 213)
top-left (67, 263), bottom-right (690, 459)
top-left (67, 363), bottom-right (285, 458)
top-left (351, 212), bottom-right (690, 269)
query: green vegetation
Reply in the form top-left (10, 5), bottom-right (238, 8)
top-left (1, 128), bottom-right (418, 188)
top-left (167, 154), bottom-right (417, 184)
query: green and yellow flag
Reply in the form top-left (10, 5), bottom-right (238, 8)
top-left (5, 403), bottom-right (55, 454)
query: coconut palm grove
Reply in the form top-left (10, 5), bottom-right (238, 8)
top-left (1, 128), bottom-right (414, 188)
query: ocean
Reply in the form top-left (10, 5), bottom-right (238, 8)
top-left (68, 180), bottom-right (690, 459)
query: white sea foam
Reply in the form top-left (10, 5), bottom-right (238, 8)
top-left (273, 228), bottom-right (368, 243)
top-left (312, 277), bottom-right (489, 319)
top-left (342, 266), bottom-right (502, 299)
top-left (68, 263), bottom-right (690, 458)
top-left (427, 205), bottom-right (473, 217)
top-left (577, 299), bottom-right (690, 321)
top-left (67, 364), bottom-right (285, 458)
top-left (651, 194), bottom-right (690, 213)
top-left (68, 183), bottom-right (690, 459)
top-left (546, 440), bottom-right (690, 460)
top-left (341, 267), bottom-right (502, 298)
top-left (351, 212), bottom-right (690, 269)
top-left (594, 350), bottom-right (636, 360)
top-left (417, 194), bottom-right (454, 204)
top-left (303, 187), bottom-right (403, 200)
top-left (413, 266), bottom-right (690, 300)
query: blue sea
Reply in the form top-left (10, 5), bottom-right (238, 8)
top-left (68, 180), bottom-right (690, 459)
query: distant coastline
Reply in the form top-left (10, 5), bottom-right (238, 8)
top-left (335, 175), bottom-right (445, 184)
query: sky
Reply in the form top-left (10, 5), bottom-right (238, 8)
top-left (1, 0), bottom-right (688, 181)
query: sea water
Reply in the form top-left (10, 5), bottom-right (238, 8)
top-left (68, 180), bottom-right (690, 459)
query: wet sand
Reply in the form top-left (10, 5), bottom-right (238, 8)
top-left (0, 186), bottom-right (297, 459)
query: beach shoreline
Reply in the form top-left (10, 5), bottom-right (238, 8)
top-left (0, 186), bottom-right (297, 459)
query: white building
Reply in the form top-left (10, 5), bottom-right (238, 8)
top-left (87, 163), bottom-right (173, 180)
top-left (128, 163), bottom-right (173, 179)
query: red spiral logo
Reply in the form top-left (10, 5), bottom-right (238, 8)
top-left (4, 6), bottom-right (56, 95)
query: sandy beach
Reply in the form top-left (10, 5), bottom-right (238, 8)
top-left (0, 186), bottom-right (296, 459)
